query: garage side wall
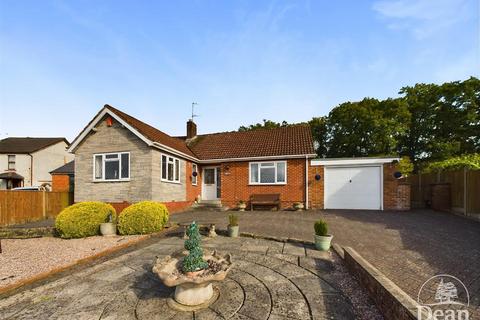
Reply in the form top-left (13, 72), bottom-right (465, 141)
top-left (308, 165), bottom-right (324, 209)
top-left (383, 164), bottom-right (411, 211)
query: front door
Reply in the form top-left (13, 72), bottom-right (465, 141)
top-left (202, 167), bottom-right (220, 200)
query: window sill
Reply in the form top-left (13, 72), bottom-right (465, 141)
top-left (161, 179), bottom-right (182, 185)
top-left (248, 183), bottom-right (287, 186)
top-left (92, 179), bottom-right (130, 183)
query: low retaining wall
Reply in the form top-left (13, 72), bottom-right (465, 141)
top-left (342, 247), bottom-right (426, 320)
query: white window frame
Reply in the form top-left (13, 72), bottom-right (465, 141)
top-left (192, 163), bottom-right (198, 185)
top-left (92, 152), bottom-right (130, 182)
top-left (7, 155), bottom-right (15, 170)
top-left (161, 153), bottom-right (181, 183)
top-left (249, 161), bottom-right (287, 185)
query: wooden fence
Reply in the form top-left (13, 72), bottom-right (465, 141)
top-left (406, 169), bottom-right (480, 219)
top-left (0, 191), bottom-right (73, 227)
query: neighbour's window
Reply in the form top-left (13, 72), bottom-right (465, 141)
top-left (249, 161), bottom-right (287, 184)
top-left (7, 155), bottom-right (15, 170)
top-left (161, 154), bottom-right (181, 183)
top-left (93, 152), bottom-right (130, 181)
top-left (192, 163), bottom-right (198, 185)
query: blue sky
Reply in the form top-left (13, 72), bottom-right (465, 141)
top-left (0, 0), bottom-right (478, 141)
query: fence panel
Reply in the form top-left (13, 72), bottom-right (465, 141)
top-left (0, 191), bottom-right (72, 226)
top-left (468, 170), bottom-right (480, 214)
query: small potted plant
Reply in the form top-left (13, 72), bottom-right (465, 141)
top-left (314, 219), bottom-right (332, 251)
top-left (228, 214), bottom-right (239, 237)
top-left (293, 202), bottom-right (304, 211)
top-left (100, 213), bottom-right (117, 236)
top-left (237, 200), bottom-right (247, 211)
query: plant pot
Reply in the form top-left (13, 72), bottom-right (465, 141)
top-left (100, 222), bottom-right (117, 236)
top-left (185, 269), bottom-right (204, 278)
top-left (237, 204), bottom-right (246, 211)
top-left (228, 225), bottom-right (239, 237)
top-left (314, 234), bottom-right (333, 251)
top-left (294, 203), bottom-right (304, 211)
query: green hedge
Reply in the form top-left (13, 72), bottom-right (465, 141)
top-left (55, 202), bottom-right (116, 238)
top-left (117, 201), bottom-right (169, 235)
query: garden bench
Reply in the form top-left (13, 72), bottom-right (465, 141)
top-left (250, 193), bottom-right (281, 211)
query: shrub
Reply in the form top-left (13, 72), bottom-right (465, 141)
top-left (228, 213), bottom-right (239, 226)
top-left (314, 220), bottom-right (328, 236)
top-left (117, 201), bottom-right (169, 235)
top-left (55, 202), bottom-right (116, 238)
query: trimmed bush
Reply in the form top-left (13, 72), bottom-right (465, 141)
top-left (314, 219), bottom-right (328, 236)
top-left (118, 201), bottom-right (169, 235)
top-left (55, 202), bottom-right (116, 238)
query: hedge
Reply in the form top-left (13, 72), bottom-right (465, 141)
top-left (117, 201), bottom-right (169, 235)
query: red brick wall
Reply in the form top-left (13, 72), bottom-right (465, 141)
top-left (308, 165), bottom-right (324, 209)
top-left (110, 200), bottom-right (193, 215)
top-left (52, 175), bottom-right (70, 192)
top-left (185, 161), bottom-right (201, 202)
top-left (219, 159), bottom-right (307, 209)
top-left (383, 163), bottom-right (410, 210)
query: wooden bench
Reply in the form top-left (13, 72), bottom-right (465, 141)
top-left (250, 194), bottom-right (281, 211)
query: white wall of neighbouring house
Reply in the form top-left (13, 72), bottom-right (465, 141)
top-left (0, 154), bottom-right (32, 189)
top-left (31, 141), bottom-right (73, 186)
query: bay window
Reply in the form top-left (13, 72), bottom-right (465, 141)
top-left (249, 161), bottom-right (287, 184)
top-left (161, 154), bottom-right (181, 183)
top-left (93, 152), bottom-right (130, 181)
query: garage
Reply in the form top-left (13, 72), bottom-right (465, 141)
top-left (311, 158), bottom-right (399, 210)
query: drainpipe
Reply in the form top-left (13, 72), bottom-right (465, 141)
top-left (29, 153), bottom-right (33, 187)
top-left (305, 155), bottom-right (309, 209)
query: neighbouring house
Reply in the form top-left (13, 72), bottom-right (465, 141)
top-left (50, 160), bottom-right (75, 192)
top-left (0, 137), bottom-right (74, 190)
top-left (68, 105), bottom-right (409, 212)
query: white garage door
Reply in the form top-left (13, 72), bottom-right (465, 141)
top-left (324, 166), bottom-right (382, 210)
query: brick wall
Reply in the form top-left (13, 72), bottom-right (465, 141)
top-left (219, 159), bottom-right (307, 209)
top-left (52, 174), bottom-right (70, 192)
top-left (308, 165), bottom-right (324, 209)
top-left (186, 161), bottom-right (201, 202)
top-left (384, 164), bottom-right (411, 211)
top-left (109, 200), bottom-right (193, 214)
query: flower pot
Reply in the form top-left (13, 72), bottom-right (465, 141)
top-left (185, 269), bottom-right (204, 278)
top-left (100, 222), bottom-right (117, 236)
top-left (294, 203), bottom-right (304, 211)
top-left (314, 234), bottom-right (333, 251)
top-left (237, 203), bottom-right (246, 211)
top-left (228, 225), bottom-right (239, 237)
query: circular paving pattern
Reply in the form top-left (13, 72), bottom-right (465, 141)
top-left (0, 236), bottom-right (357, 320)
top-left (134, 251), bottom-right (354, 320)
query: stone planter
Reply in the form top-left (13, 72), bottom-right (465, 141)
top-left (152, 251), bottom-right (233, 308)
top-left (237, 203), bottom-right (246, 211)
top-left (100, 223), bottom-right (116, 236)
top-left (314, 234), bottom-right (333, 251)
top-left (228, 225), bottom-right (239, 237)
top-left (293, 203), bottom-right (304, 211)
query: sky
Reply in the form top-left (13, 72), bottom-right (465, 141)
top-left (0, 0), bottom-right (478, 141)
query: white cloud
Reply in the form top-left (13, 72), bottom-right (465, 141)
top-left (372, 0), bottom-right (475, 39)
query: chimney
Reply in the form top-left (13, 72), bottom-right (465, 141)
top-left (187, 120), bottom-right (197, 139)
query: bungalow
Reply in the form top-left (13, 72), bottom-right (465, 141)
top-left (68, 105), bottom-right (409, 212)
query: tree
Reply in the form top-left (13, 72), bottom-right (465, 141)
top-left (309, 116), bottom-right (328, 157)
top-left (238, 119), bottom-right (289, 131)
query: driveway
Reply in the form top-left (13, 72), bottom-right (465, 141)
top-left (171, 209), bottom-right (480, 315)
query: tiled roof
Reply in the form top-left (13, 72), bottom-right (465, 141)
top-left (75, 105), bottom-right (315, 161)
top-left (50, 160), bottom-right (75, 175)
top-left (0, 137), bottom-right (68, 154)
top-left (105, 105), bottom-right (196, 158)
top-left (187, 125), bottom-right (315, 160)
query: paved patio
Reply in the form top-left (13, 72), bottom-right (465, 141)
top-left (0, 234), bottom-right (381, 320)
top-left (172, 209), bottom-right (480, 316)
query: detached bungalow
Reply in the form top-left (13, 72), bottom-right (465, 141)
top-left (68, 105), bottom-right (409, 212)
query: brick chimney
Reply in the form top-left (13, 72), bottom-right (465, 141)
top-left (187, 120), bottom-right (197, 139)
